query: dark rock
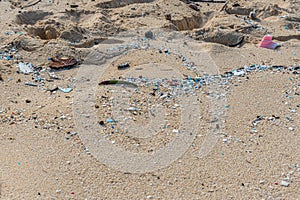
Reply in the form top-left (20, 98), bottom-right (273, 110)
top-left (145, 30), bottom-right (154, 39)
top-left (189, 4), bottom-right (200, 11)
top-left (165, 14), bottom-right (172, 20)
top-left (70, 4), bottom-right (79, 8)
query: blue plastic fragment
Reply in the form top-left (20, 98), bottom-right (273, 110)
top-left (260, 65), bottom-right (266, 70)
top-left (195, 77), bottom-right (201, 82)
top-left (25, 82), bottom-right (38, 87)
top-left (106, 118), bottom-right (114, 123)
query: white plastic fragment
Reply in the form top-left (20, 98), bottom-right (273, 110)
top-left (17, 62), bottom-right (33, 74)
top-left (58, 85), bottom-right (73, 93)
top-left (128, 107), bottom-right (137, 111)
top-left (281, 180), bottom-right (289, 187)
top-left (233, 70), bottom-right (245, 76)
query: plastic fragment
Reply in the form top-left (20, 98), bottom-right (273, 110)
top-left (25, 82), bottom-right (38, 87)
top-left (17, 62), bottom-right (34, 74)
top-left (259, 35), bottom-right (280, 49)
top-left (106, 118), bottom-right (114, 123)
top-left (233, 70), bottom-right (245, 76)
top-left (128, 107), bottom-right (137, 111)
top-left (252, 116), bottom-right (264, 126)
top-left (281, 180), bottom-right (289, 187)
top-left (58, 85), bottom-right (73, 93)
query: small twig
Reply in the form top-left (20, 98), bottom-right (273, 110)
top-left (219, 1), bottom-right (228, 11)
top-left (235, 25), bottom-right (258, 31)
top-left (228, 36), bottom-right (244, 47)
top-left (189, 0), bottom-right (227, 3)
top-left (22, 0), bottom-right (42, 8)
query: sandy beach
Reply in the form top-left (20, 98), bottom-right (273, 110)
top-left (0, 0), bottom-right (300, 199)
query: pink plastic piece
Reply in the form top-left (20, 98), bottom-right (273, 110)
top-left (259, 35), bottom-right (280, 49)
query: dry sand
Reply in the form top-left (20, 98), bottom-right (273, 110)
top-left (0, 0), bottom-right (300, 199)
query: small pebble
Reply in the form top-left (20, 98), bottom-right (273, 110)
top-left (249, 11), bottom-right (256, 19)
top-left (71, 132), bottom-right (77, 136)
top-left (70, 4), bottom-right (78, 8)
top-left (165, 14), bottom-right (171, 20)
top-left (145, 30), bottom-right (154, 39)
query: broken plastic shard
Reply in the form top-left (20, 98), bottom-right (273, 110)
top-left (233, 69), bottom-right (245, 76)
top-left (58, 85), bottom-right (72, 93)
top-left (281, 180), bottom-right (289, 187)
top-left (259, 35), bottom-right (280, 49)
top-left (252, 116), bottom-right (264, 126)
top-left (25, 82), bottom-right (38, 87)
top-left (17, 62), bottom-right (34, 74)
top-left (128, 107), bottom-right (137, 111)
top-left (106, 118), bottom-right (114, 123)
